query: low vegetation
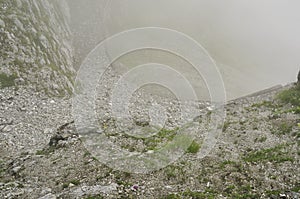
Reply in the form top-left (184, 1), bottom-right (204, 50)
top-left (251, 100), bottom-right (278, 109)
top-left (186, 140), bottom-right (200, 154)
top-left (0, 73), bottom-right (17, 88)
top-left (85, 196), bottom-right (104, 199)
top-left (277, 85), bottom-right (300, 107)
top-left (164, 186), bottom-right (261, 199)
top-left (62, 179), bottom-right (80, 189)
top-left (271, 121), bottom-right (294, 136)
top-left (243, 144), bottom-right (294, 163)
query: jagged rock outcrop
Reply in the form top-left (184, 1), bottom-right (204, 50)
top-left (0, 0), bottom-right (75, 96)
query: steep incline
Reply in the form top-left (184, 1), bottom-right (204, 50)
top-left (0, 0), bottom-right (75, 96)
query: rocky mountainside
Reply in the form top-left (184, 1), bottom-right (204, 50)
top-left (0, 1), bottom-right (299, 198)
top-left (0, 0), bottom-right (75, 96)
top-left (0, 83), bottom-right (299, 199)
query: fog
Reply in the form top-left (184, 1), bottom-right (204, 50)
top-left (66, 0), bottom-right (300, 100)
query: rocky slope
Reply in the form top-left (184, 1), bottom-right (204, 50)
top-left (0, 0), bottom-right (75, 96)
top-left (0, 2), bottom-right (299, 198)
top-left (0, 83), bottom-right (299, 199)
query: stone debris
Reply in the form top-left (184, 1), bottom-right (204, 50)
top-left (0, 84), bottom-right (299, 198)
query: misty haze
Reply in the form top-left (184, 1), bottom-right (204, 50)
top-left (68, 0), bottom-right (300, 100)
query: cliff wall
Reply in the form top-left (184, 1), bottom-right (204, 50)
top-left (0, 0), bottom-right (75, 96)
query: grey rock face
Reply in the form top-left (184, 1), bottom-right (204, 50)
top-left (0, 0), bottom-right (75, 96)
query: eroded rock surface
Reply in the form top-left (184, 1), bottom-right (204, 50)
top-left (0, 0), bottom-right (75, 96)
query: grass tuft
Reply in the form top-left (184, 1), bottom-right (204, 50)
top-left (243, 144), bottom-right (294, 163)
top-left (277, 86), bottom-right (300, 107)
top-left (0, 73), bottom-right (17, 88)
top-left (186, 141), bottom-right (200, 154)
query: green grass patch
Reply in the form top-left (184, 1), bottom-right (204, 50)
top-left (277, 122), bottom-right (293, 135)
top-left (0, 73), bottom-right (17, 88)
top-left (142, 128), bottom-right (178, 151)
top-left (254, 136), bottom-right (267, 143)
top-left (157, 128), bottom-right (179, 140)
top-left (265, 190), bottom-right (281, 197)
top-left (219, 160), bottom-right (237, 169)
top-left (277, 86), bottom-right (300, 107)
top-left (291, 183), bottom-right (300, 192)
top-left (243, 144), bottom-right (294, 163)
top-left (165, 166), bottom-right (177, 179)
top-left (164, 164), bottom-right (185, 180)
top-left (223, 184), bottom-right (259, 199)
top-left (164, 194), bottom-right (180, 199)
top-left (186, 141), bottom-right (200, 154)
top-left (271, 122), bottom-right (294, 136)
top-left (251, 100), bottom-right (278, 109)
top-left (85, 196), bottom-right (104, 199)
